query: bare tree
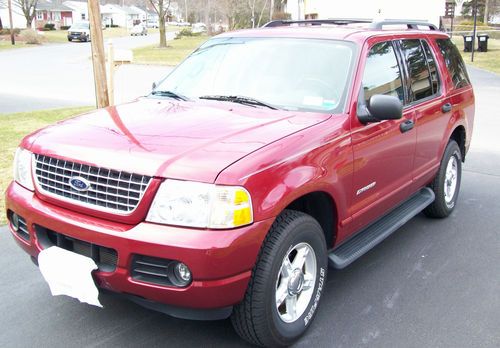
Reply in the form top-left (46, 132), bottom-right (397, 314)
top-left (14, 0), bottom-right (38, 28)
top-left (484, 0), bottom-right (490, 23)
top-left (149, 0), bottom-right (171, 47)
top-left (248, 0), bottom-right (256, 27)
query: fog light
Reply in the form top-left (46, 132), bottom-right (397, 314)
top-left (172, 262), bottom-right (192, 287)
top-left (11, 213), bottom-right (20, 232)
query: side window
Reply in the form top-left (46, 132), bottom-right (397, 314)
top-left (362, 41), bottom-right (404, 104)
top-left (400, 39), bottom-right (432, 101)
top-left (421, 39), bottom-right (440, 95)
top-left (436, 38), bottom-right (471, 89)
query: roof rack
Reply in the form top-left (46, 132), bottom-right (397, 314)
top-left (262, 19), bottom-right (372, 27)
top-left (262, 19), bottom-right (438, 31)
top-left (369, 20), bottom-right (438, 30)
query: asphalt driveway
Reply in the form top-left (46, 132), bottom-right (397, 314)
top-left (0, 67), bottom-right (499, 347)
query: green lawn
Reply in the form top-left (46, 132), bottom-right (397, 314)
top-left (133, 35), bottom-right (209, 65)
top-left (452, 37), bottom-right (500, 75)
top-left (0, 106), bottom-right (94, 224)
top-left (0, 40), bottom-right (27, 50)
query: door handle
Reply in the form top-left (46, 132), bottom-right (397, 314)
top-left (400, 120), bottom-right (414, 133)
top-left (442, 103), bottom-right (452, 113)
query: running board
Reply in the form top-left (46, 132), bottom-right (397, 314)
top-left (329, 188), bottom-right (435, 269)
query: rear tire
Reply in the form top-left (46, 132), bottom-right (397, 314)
top-left (424, 140), bottom-right (462, 218)
top-left (231, 210), bottom-right (328, 347)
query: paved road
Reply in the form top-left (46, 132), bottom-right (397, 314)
top-left (0, 67), bottom-right (499, 347)
top-left (0, 32), bottom-right (175, 113)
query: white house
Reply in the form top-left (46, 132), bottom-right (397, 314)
top-left (101, 5), bottom-right (147, 28)
top-left (101, 4), bottom-right (127, 27)
top-left (286, 0), bottom-right (444, 27)
top-left (63, 1), bottom-right (89, 22)
top-left (129, 6), bottom-right (147, 22)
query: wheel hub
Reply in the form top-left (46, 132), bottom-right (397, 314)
top-left (444, 155), bottom-right (458, 204)
top-left (287, 269), bottom-right (305, 295)
top-left (275, 242), bottom-right (317, 323)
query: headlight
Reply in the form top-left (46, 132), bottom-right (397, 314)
top-left (13, 148), bottom-right (34, 191)
top-left (146, 180), bottom-right (253, 229)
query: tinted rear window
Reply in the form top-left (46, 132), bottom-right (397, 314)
top-left (400, 39), bottom-right (433, 101)
top-left (436, 39), bottom-right (470, 89)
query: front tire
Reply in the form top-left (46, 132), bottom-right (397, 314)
top-left (231, 210), bottom-right (328, 347)
top-left (424, 140), bottom-right (462, 218)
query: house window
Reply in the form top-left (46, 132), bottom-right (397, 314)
top-left (36, 11), bottom-right (43, 20)
top-left (81, 13), bottom-right (86, 20)
top-left (53, 12), bottom-right (61, 21)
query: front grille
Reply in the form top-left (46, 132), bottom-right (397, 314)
top-left (34, 154), bottom-right (152, 214)
top-left (35, 225), bottom-right (118, 272)
top-left (131, 255), bottom-right (176, 286)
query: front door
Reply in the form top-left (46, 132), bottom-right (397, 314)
top-left (349, 40), bottom-right (417, 232)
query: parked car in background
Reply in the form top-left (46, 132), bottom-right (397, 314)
top-left (67, 21), bottom-right (90, 42)
top-left (6, 19), bottom-right (475, 347)
top-left (146, 19), bottom-right (159, 28)
top-left (130, 23), bottom-right (147, 36)
top-left (192, 22), bottom-right (207, 34)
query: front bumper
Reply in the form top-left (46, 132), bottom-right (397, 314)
top-left (5, 181), bottom-right (273, 319)
top-left (67, 32), bottom-right (88, 41)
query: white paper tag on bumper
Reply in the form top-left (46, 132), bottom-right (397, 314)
top-left (38, 246), bottom-right (103, 307)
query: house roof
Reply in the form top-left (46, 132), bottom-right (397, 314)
top-left (122, 6), bottom-right (144, 15)
top-left (37, 0), bottom-right (72, 12)
top-left (100, 4), bottom-right (147, 16)
top-left (129, 6), bottom-right (147, 15)
top-left (101, 4), bottom-right (127, 15)
top-left (63, 1), bottom-right (90, 12)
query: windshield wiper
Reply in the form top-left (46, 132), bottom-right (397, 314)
top-left (151, 90), bottom-right (189, 101)
top-left (199, 95), bottom-right (278, 110)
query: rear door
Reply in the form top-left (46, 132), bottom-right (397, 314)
top-left (395, 38), bottom-right (449, 191)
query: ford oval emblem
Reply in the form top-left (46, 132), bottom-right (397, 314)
top-left (69, 176), bottom-right (91, 192)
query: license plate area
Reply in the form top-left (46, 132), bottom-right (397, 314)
top-left (38, 246), bottom-right (103, 307)
top-left (35, 225), bottom-right (118, 272)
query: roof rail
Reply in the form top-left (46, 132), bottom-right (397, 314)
top-left (262, 19), bottom-right (372, 28)
top-left (369, 20), bottom-right (438, 30)
top-left (262, 19), bottom-right (438, 31)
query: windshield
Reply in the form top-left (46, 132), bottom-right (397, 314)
top-left (70, 22), bottom-right (89, 30)
top-left (154, 37), bottom-right (356, 113)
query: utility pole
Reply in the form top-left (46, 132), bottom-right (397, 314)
top-left (7, 0), bottom-right (15, 45)
top-left (88, 0), bottom-right (110, 108)
top-left (471, 0), bottom-right (478, 62)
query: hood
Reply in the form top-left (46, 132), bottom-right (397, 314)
top-left (28, 98), bottom-right (331, 183)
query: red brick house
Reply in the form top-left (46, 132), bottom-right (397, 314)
top-left (35, 0), bottom-right (73, 29)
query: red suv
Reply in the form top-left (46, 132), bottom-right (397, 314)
top-left (6, 19), bottom-right (474, 346)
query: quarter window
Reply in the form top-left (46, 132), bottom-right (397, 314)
top-left (436, 39), bottom-right (471, 89)
top-left (362, 41), bottom-right (404, 104)
top-left (400, 39), bottom-right (433, 101)
top-left (421, 40), bottom-right (440, 95)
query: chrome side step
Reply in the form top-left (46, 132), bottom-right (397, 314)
top-left (329, 188), bottom-right (435, 269)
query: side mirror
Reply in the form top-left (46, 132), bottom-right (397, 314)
top-left (358, 95), bottom-right (403, 124)
top-left (152, 82), bottom-right (157, 91)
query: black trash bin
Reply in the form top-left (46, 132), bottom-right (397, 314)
top-left (477, 34), bottom-right (489, 52)
top-left (462, 34), bottom-right (474, 52)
